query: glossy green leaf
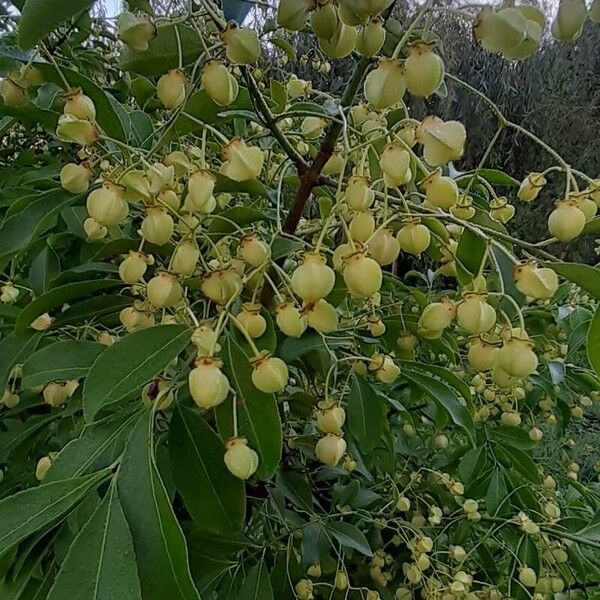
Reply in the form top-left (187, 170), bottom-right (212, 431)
top-left (169, 406), bottom-right (245, 535)
top-left (325, 522), bottom-right (372, 557)
top-left (0, 189), bottom-right (79, 259)
top-left (0, 330), bottom-right (41, 390)
top-left (47, 485), bottom-right (141, 600)
top-left (546, 262), bottom-right (600, 299)
top-left (83, 325), bottom-right (191, 422)
top-left (236, 559), bottom-right (274, 600)
top-left (347, 375), bottom-right (387, 453)
top-left (208, 206), bottom-right (269, 238)
top-left (218, 333), bottom-right (282, 480)
top-left (120, 23), bottom-right (204, 75)
top-left (29, 245), bottom-right (60, 295)
top-left (0, 414), bottom-right (58, 462)
top-left (117, 411), bottom-right (200, 600)
top-left (402, 367), bottom-right (475, 445)
top-left (22, 340), bottom-right (104, 388)
top-left (16, 279), bottom-right (121, 331)
top-left (588, 307), bottom-right (600, 376)
top-left (46, 414), bottom-right (138, 482)
top-left (0, 471), bottom-right (106, 549)
top-left (18, 0), bottom-right (93, 49)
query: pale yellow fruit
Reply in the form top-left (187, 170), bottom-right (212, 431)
top-left (513, 261), bottom-right (559, 300)
top-left (224, 437), bottom-right (259, 479)
top-left (171, 240), bottom-right (200, 276)
top-left (221, 22), bottom-right (260, 64)
top-left (250, 351), bottom-right (289, 393)
top-left (368, 228), bottom-right (400, 266)
top-left (517, 172), bottom-right (546, 202)
top-left (119, 305), bottom-right (155, 332)
top-left (356, 17), bottom-right (386, 57)
top-left (184, 169), bottom-right (216, 213)
top-left (276, 302), bottom-right (308, 337)
top-left (474, 7), bottom-right (527, 54)
top-left (278, 0), bottom-right (314, 31)
top-left (498, 337), bottom-right (538, 377)
top-left (291, 252), bottom-right (335, 301)
top-left (147, 272), bottom-right (182, 308)
top-left (305, 299), bottom-right (338, 333)
top-left (236, 303), bottom-right (267, 338)
top-left (489, 196), bottom-right (515, 223)
top-left (117, 11), bottom-right (156, 51)
top-left (379, 144), bottom-right (411, 188)
top-left (345, 175), bottom-right (375, 211)
top-left (0, 77), bottom-right (26, 107)
top-left (319, 21), bottom-right (357, 58)
top-left (157, 68), bottom-right (186, 108)
top-left (397, 220), bottom-right (431, 255)
top-left (60, 163), bottom-right (92, 194)
top-left (419, 169), bottom-right (458, 209)
top-left (238, 234), bottom-right (269, 268)
top-left (417, 116), bottom-right (466, 166)
top-left (467, 336), bottom-right (500, 371)
top-left (343, 250), bottom-right (382, 299)
top-left (87, 182), bottom-right (128, 226)
top-left (201, 267), bottom-right (242, 305)
top-left (349, 211), bottom-right (375, 242)
top-left (221, 138), bottom-right (264, 181)
top-left (311, 1), bottom-right (338, 39)
top-left (548, 199), bottom-right (586, 242)
top-left (119, 251), bottom-right (149, 284)
top-left (456, 293), bottom-right (496, 334)
top-left (552, 0), bottom-right (587, 41)
top-left (56, 114), bottom-right (98, 146)
top-left (301, 116), bottom-right (327, 139)
top-left (189, 357), bottom-right (230, 409)
top-left (369, 353), bottom-right (400, 383)
top-left (315, 433), bottom-right (347, 466)
top-left (364, 59), bottom-right (406, 109)
top-left (63, 90), bottom-right (96, 121)
top-left (141, 208), bottom-right (174, 245)
top-left (419, 299), bottom-right (455, 331)
top-left (202, 59), bottom-right (239, 107)
top-left (405, 42), bottom-right (444, 97)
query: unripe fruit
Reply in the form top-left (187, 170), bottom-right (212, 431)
top-left (56, 114), bottom-right (99, 146)
top-left (349, 211), bottom-right (375, 242)
top-left (369, 353), bottom-right (400, 383)
top-left (295, 579), bottom-right (314, 600)
top-left (36, 454), bottom-right (57, 481)
top-left (322, 152), bottom-right (344, 175)
top-left (301, 116), bottom-right (327, 139)
top-left (305, 299), bottom-right (338, 333)
top-left (356, 18), bottom-right (386, 57)
top-left (405, 42), bottom-right (444, 97)
top-left (224, 437), bottom-right (259, 479)
top-left (201, 267), bottom-right (242, 305)
top-left (202, 60), bottom-right (239, 107)
top-left (43, 382), bottom-right (69, 407)
top-left (368, 228), bottom-right (400, 266)
top-left (319, 21), bottom-right (357, 59)
top-left (489, 196), bottom-right (515, 223)
top-left (474, 7), bottom-right (527, 54)
top-left (529, 427), bottom-right (543, 442)
top-left (63, 90), bottom-right (96, 121)
top-left (119, 251), bottom-right (149, 284)
top-left (419, 298), bottom-right (455, 331)
top-left (316, 400), bottom-right (346, 434)
top-left (60, 162), bottom-right (92, 194)
top-left (147, 272), bottom-right (182, 308)
top-left (311, 1), bottom-right (338, 39)
top-left (221, 22), bottom-right (260, 64)
top-left (117, 11), bottom-right (156, 51)
top-left (2, 389), bottom-right (20, 408)
top-left (517, 172), bottom-right (546, 202)
top-left (379, 144), bottom-right (411, 188)
top-left (343, 249), bottom-right (382, 299)
top-left (513, 261), bottom-right (559, 300)
top-left (519, 566), bottom-right (537, 588)
top-left (87, 182), bottom-right (128, 226)
top-left (364, 59), bottom-right (406, 109)
top-left (552, 0), bottom-right (587, 41)
top-left (221, 138), bottom-right (264, 181)
top-left (1, 282), bottom-right (18, 304)
top-left (164, 150), bottom-right (191, 176)
top-left (502, 13), bottom-right (543, 60)
top-left (277, 0), bottom-right (313, 31)
top-left (189, 357), bottom-right (229, 409)
top-left (397, 220), bottom-right (431, 255)
top-left (238, 234), bottom-right (269, 268)
top-left (315, 433), bottom-right (347, 466)
top-left (467, 336), bottom-right (500, 371)
top-left (291, 252), bottom-right (335, 302)
top-left (571, 191), bottom-right (597, 222)
top-left (286, 75), bottom-right (311, 98)
top-left (157, 68), bottom-right (186, 108)
top-left (184, 169), bottom-right (216, 213)
top-left (0, 77), bottom-right (26, 107)
top-left (276, 302), bottom-right (308, 337)
top-left (416, 116), bottom-right (466, 167)
top-left (368, 316), bottom-right (385, 337)
top-left (251, 351), bottom-right (289, 393)
top-left (335, 571), bottom-right (349, 591)
top-left (548, 199), bottom-right (586, 242)
top-left (456, 293), bottom-right (496, 334)
top-left (345, 175), bottom-right (375, 211)
top-left (142, 377), bottom-right (174, 411)
top-left (338, 0), bottom-right (366, 25)
top-left (119, 305), bottom-right (155, 332)
top-left (141, 207), bottom-right (174, 244)
top-left (501, 411), bottom-right (522, 427)
top-left (342, 0), bottom-right (393, 16)
top-left (397, 332), bottom-right (417, 354)
top-left (333, 243), bottom-right (353, 272)
top-left (419, 168), bottom-right (458, 209)
top-left (498, 336), bottom-right (538, 377)
top-left (171, 240), bottom-right (200, 276)
top-left (236, 303), bottom-right (267, 338)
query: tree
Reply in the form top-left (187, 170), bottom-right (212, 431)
top-left (1, 0), bottom-right (600, 598)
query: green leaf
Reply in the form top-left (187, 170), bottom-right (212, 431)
top-left (486, 468), bottom-right (509, 515)
top-left (588, 307), bottom-right (600, 377)
top-left (0, 189), bottom-right (78, 259)
top-left (119, 23), bottom-right (204, 75)
top-left (83, 325), bottom-right (191, 423)
top-left (208, 206), bottom-right (268, 239)
top-left (0, 471), bottom-right (106, 549)
top-left (169, 406), bottom-right (245, 535)
top-left (46, 415), bottom-right (138, 482)
top-left (236, 559), bottom-right (274, 600)
top-left (218, 334), bottom-right (282, 480)
top-left (0, 414), bottom-right (58, 462)
top-left (269, 80), bottom-right (286, 114)
top-left (456, 229), bottom-right (486, 285)
top-left (470, 169), bottom-right (519, 187)
top-left (546, 262), bottom-right (600, 299)
top-left (347, 375), bottom-right (387, 453)
top-left (18, 0), bottom-right (94, 49)
top-left (29, 245), bottom-right (60, 295)
top-left (270, 37), bottom-right (296, 62)
top-left (16, 279), bottom-right (121, 331)
top-left (47, 485), bottom-right (141, 600)
top-left (21, 340), bottom-right (104, 388)
top-left (325, 522), bottom-right (372, 556)
top-left (401, 367), bottom-right (475, 445)
top-left (0, 330), bottom-right (41, 390)
top-left (488, 426), bottom-right (536, 450)
top-left (117, 411), bottom-right (200, 600)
